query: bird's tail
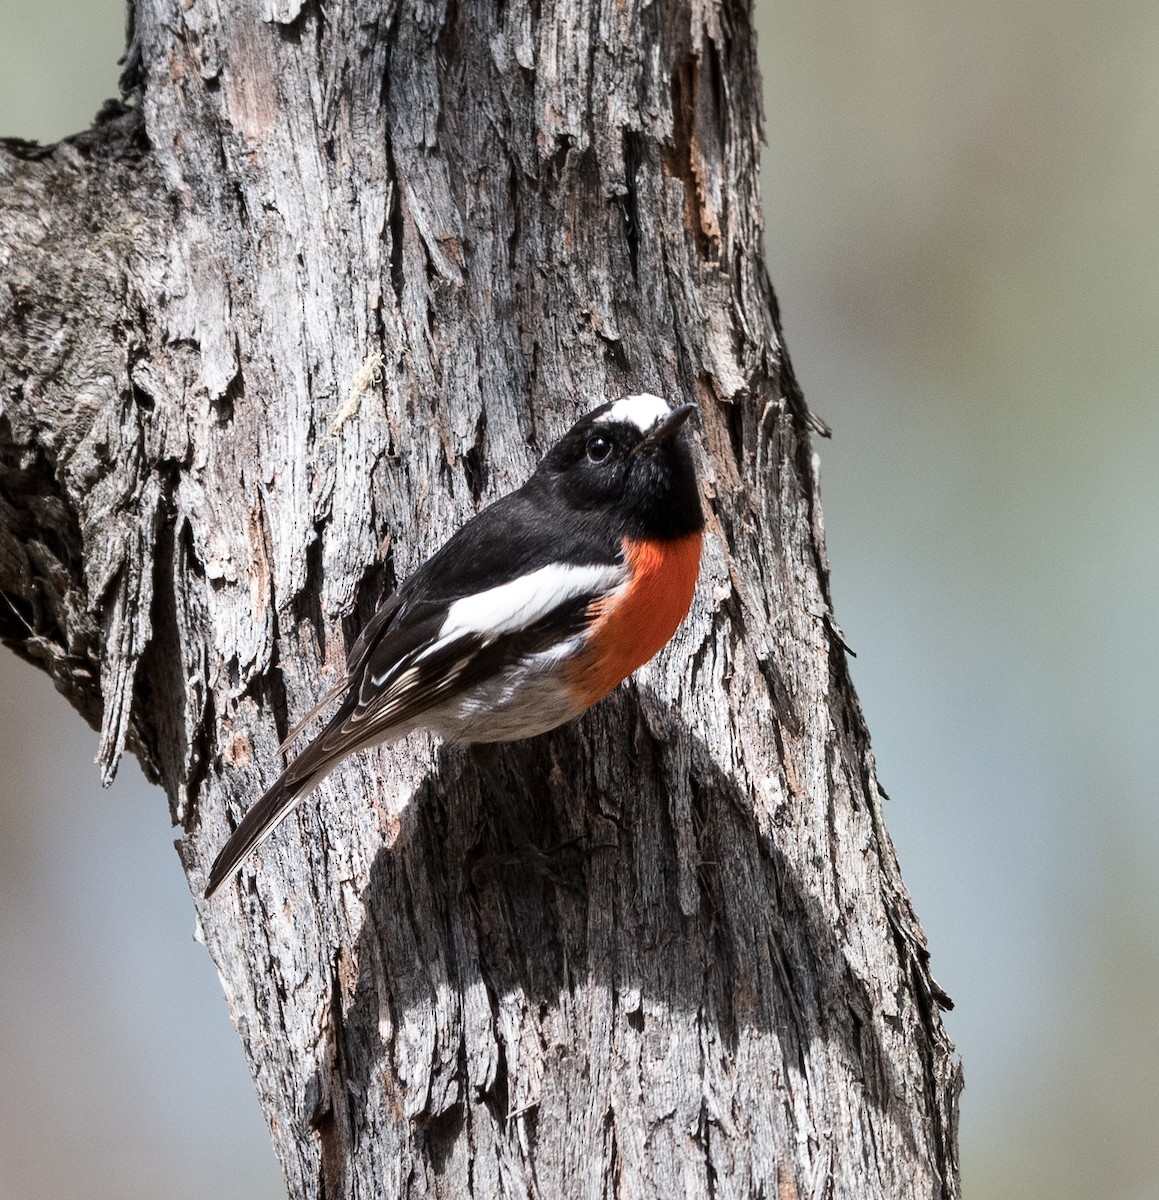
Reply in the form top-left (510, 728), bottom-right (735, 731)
top-left (203, 753), bottom-right (331, 898)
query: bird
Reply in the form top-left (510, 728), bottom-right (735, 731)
top-left (204, 393), bottom-right (704, 897)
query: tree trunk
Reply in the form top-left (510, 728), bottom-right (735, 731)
top-left (0, 0), bottom-right (961, 1196)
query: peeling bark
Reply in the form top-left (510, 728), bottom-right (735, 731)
top-left (0, 1), bottom-right (960, 1197)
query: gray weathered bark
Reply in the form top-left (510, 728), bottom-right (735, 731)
top-left (0, 0), bottom-right (961, 1196)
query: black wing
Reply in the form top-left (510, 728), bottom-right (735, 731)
top-left (205, 481), bottom-right (621, 897)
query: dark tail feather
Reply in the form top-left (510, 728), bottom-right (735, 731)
top-left (204, 759), bottom-right (327, 898)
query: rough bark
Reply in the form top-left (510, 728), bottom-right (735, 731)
top-left (0, 0), bottom-right (961, 1197)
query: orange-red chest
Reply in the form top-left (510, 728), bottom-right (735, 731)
top-left (570, 531), bottom-right (703, 707)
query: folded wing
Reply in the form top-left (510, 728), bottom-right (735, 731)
top-left (204, 558), bottom-right (625, 896)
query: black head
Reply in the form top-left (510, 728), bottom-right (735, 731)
top-left (536, 394), bottom-right (704, 541)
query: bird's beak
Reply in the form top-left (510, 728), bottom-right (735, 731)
top-left (642, 403), bottom-right (697, 447)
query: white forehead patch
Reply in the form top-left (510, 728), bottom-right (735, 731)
top-left (596, 393), bottom-right (671, 434)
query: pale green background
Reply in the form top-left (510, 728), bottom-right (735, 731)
top-left (1, 1), bottom-right (1156, 1196)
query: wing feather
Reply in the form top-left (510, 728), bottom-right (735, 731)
top-left (206, 494), bottom-right (626, 895)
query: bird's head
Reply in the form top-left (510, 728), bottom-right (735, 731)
top-left (538, 394), bottom-right (703, 541)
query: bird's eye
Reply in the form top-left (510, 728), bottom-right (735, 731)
top-left (586, 435), bottom-right (613, 463)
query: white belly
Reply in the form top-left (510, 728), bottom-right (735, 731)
top-left (422, 646), bottom-right (587, 744)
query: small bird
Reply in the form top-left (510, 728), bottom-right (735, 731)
top-left (204, 393), bottom-right (703, 896)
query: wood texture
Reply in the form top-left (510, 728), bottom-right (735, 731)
top-left (0, 0), bottom-right (961, 1195)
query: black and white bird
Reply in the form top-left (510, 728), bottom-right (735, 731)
top-left (205, 393), bottom-right (703, 896)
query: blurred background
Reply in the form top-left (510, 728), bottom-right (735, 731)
top-left (1, 0), bottom-right (1155, 1196)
